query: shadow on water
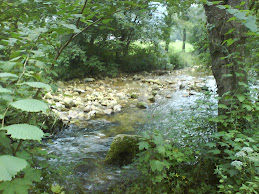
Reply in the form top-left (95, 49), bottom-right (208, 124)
top-left (43, 74), bottom-right (217, 193)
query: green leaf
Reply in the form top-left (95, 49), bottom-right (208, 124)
top-left (225, 38), bottom-right (235, 46)
top-left (2, 124), bottom-right (44, 141)
top-left (0, 45), bottom-right (6, 50)
top-left (0, 88), bottom-right (12, 94)
top-left (71, 14), bottom-right (83, 18)
top-left (102, 19), bottom-right (113, 24)
top-left (225, 28), bottom-right (235, 35)
top-left (0, 61), bottom-right (17, 71)
top-left (242, 104), bottom-right (252, 111)
top-left (153, 133), bottom-right (164, 145)
top-left (0, 155), bottom-right (27, 181)
top-left (236, 94), bottom-right (245, 102)
top-left (21, 82), bottom-right (52, 91)
top-left (150, 160), bottom-right (164, 172)
top-left (61, 23), bottom-right (80, 33)
top-left (51, 184), bottom-right (64, 193)
top-left (10, 99), bottom-right (48, 112)
top-left (23, 167), bottom-right (41, 183)
top-left (0, 177), bottom-right (32, 194)
top-left (206, 142), bottom-right (217, 148)
top-left (156, 145), bottom-right (166, 154)
top-left (0, 133), bottom-right (11, 149)
top-left (208, 149), bottom-right (221, 155)
top-left (218, 104), bottom-right (228, 109)
top-left (138, 141), bottom-right (150, 150)
top-left (0, 73), bottom-right (18, 79)
top-left (243, 115), bottom-right (252, 121)
top-left (227, 8), bottom-right (238, 15)
top-left (234, 11), bottom-right (247, 20)
top-left (244, 16), bottom-right (258, 32)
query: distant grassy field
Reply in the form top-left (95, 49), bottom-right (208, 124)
top-left (133, 41), bottom-right (194, 53)
top-left (167, 41), bottom-right (194, 53)
top-left (131, 40), bottom-right (202, 68)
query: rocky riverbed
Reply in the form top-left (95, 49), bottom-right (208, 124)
top-left (44, 68), bottom-right (209, 127)
top-left (43, 68), bottom-right (215, 193)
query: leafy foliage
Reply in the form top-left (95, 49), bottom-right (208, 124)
top-left (2, 124), bottom-right (44, 141)
top-left (10, 99), bottom-right (48, 113)
top-left (21, 82), bottom-right (52, 91)
top-left (0, 155), bottom-right (27, 181)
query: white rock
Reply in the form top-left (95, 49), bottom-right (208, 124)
top-left (64, 97), bottom-right (75, 108)
top-left (86, 110), bottom-right (96, 120)
top-left (68, 110), bottom-right (78, 119)
top-left (103, 109), bottom-right (113, 115)
top-left (84, 105), bottom-right (91, 112)
top-left (107, 100), bottom-right (118, 108)
top-left (78, 112), bottom-right (86, 119)
top-left (116, 93), bottom-right (125, 99)
top-left (113, 104), bottom-right (122, 112)
top-left (45, 92), bottom-right (53, 99)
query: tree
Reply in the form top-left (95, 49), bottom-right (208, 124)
top-left (204, 0), bottom-right (249, 129)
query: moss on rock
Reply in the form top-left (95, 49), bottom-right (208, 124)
top-left (105, 134), bottom-right (140, 166)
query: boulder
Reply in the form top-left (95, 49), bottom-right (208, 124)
top-left (132, 75), bottom-right (143, 80)
top-left (113, 104), bottom-right (122, 112)
top-left (44, 92), bottom-right (53, 99)
top-left (130, 93), bottom-right (138, 99)
top-left (148, 96), bottom-right (156, 103)
top-left (86, 110), bottom-right (96, 120)
top-left (83, 105), bottom-right (91, 112)
top-left (84, 78), bottom-right (95, 82)
top-left (136, 101), bottom-right (148, 109)
top-left (63, 97), bottom-right (75, 108)
top-left (143, 79), bottom-right (162, 85)
top-left (105, 134), bottom-right (140, 166)
top-left (103, 109), bottom-right (113, 115)
top-left (116, 93), bottom-right (125, 99)
top-left (73, 88), bottom-right (85, 94)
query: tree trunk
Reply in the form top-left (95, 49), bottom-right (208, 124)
top-left (204, 0), bottom-right (248, 125)
top-left (182, 28), bottom-right (186, 52)
top-left (165, 40), bottom-right (170, 52)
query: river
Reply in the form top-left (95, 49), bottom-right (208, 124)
top-left (43, 71), bottom-right (216, 193)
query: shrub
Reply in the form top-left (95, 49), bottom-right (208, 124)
top-left (120, 48), bottom-right (165, 72)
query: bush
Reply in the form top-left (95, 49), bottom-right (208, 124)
top-left (120, 48), bottom-right (166, 72)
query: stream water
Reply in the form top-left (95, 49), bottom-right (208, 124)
top-left (43, 73), bottom-right (216, 193)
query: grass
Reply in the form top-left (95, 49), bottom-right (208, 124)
top-left (131, 40), bottom-right (209, 70)
top-left (133, 41), bottom-right (194, 53)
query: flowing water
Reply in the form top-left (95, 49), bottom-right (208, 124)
top-left (43, 73), bottom-right (216, 193)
